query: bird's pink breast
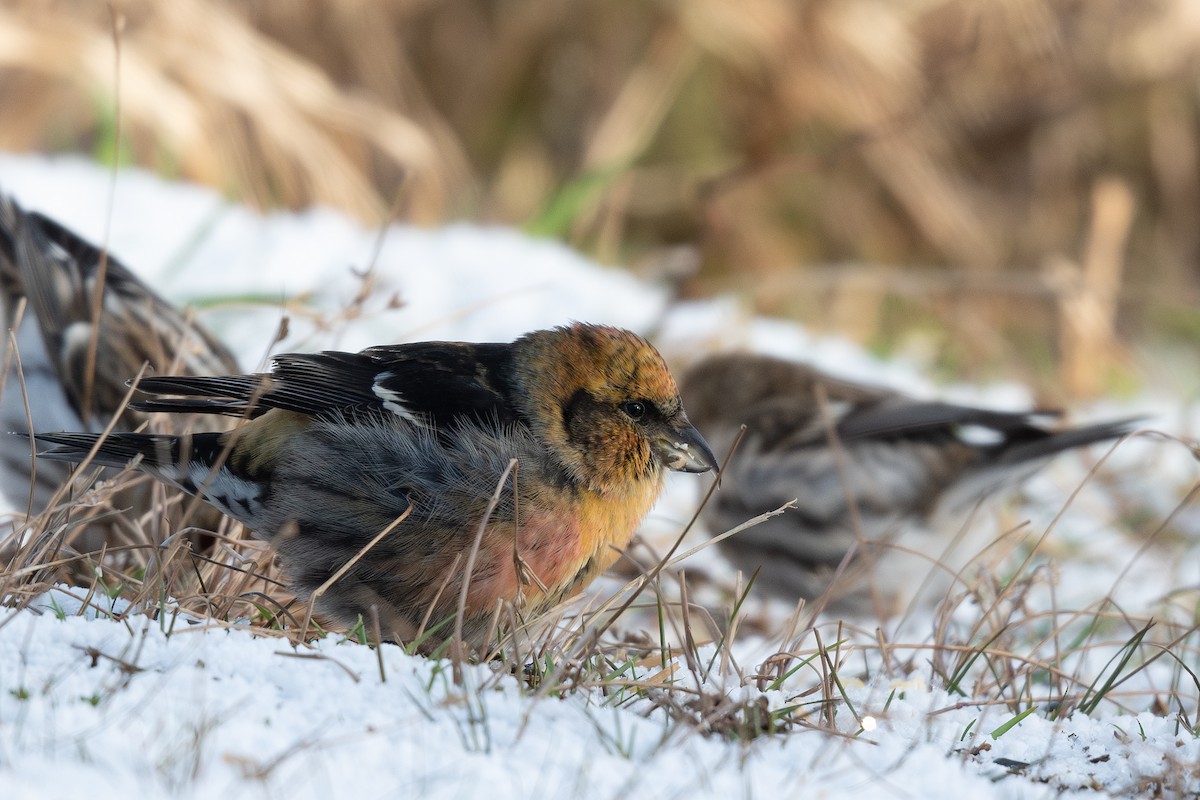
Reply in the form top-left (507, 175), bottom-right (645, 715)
top-left (463, 513), bottom-right (586, 611)
top-left (457, 479), bottom-right (660, 615)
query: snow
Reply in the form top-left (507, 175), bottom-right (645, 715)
top-left (1, 153), bottom-right (1198, 799)
top-left (5, 598), bottom-right (1197, 800)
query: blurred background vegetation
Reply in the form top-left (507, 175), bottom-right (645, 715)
top-left (1, 0), bottom-right (1198, 399)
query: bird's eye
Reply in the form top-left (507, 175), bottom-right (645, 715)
top-left (620, 400), bottom-right (647, 421)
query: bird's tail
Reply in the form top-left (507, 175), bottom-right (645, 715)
top-left (31, 429), bottom-right (266, 528)
top-left (994, 416), bottom-right (1144, 466)
top-left (32, 431), bottom-right (210, 470)
top-left (942, 415), bottom-right (1144, 515)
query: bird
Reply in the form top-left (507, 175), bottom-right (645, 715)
top-left (32, 322), bottom-right (718, 649)
top-left (0, 191), bottom-right (239, 553)
top-left (679, 352), bottom-right (1139, 614)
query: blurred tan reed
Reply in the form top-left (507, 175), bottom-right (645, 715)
top-left (2, 0), bottom-right (1199, 393)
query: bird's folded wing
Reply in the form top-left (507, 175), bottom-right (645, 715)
top-left (133, 341), bottom-right (522, 428)
top-left (834, 399), bottom-right (1059, 441)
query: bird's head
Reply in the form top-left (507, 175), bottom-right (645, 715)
top-left (513, 323), bottom-right (717, 491)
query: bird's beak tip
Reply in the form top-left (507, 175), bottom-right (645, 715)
top-left (656, 423), bottom-right (718, 474)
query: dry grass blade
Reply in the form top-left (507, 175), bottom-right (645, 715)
top-left (78, 3), bottom-right (123, 426)
top-left (451, 458), bottom-right (519, 682)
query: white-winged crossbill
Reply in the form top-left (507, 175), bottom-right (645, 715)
top-left (681, 352), bottom-right (1138, 612)
top-left (35, 323), bottom-right (718, 647)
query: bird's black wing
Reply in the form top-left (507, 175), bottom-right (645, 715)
top-left (133, 341), bottom-right (521, 427)
top-left (835, 399), bottom-right (1059, 442)
top-left (834, 397), bottom-right (1141, 461)
top-left (363, 341), bottom-right (519, 427)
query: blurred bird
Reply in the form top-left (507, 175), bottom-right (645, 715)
top-left (33, 323), bottom-right (718, 648)
top-left (0, 191), bottom-right (239, 552)
top-left (680, 352), bottom-right (1138, 613)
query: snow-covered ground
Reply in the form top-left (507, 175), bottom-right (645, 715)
top-left (1, 153), bottom-right (1197, 799)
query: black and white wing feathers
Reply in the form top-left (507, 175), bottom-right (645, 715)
top-left (132, 341), bottom-right (523, 429)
